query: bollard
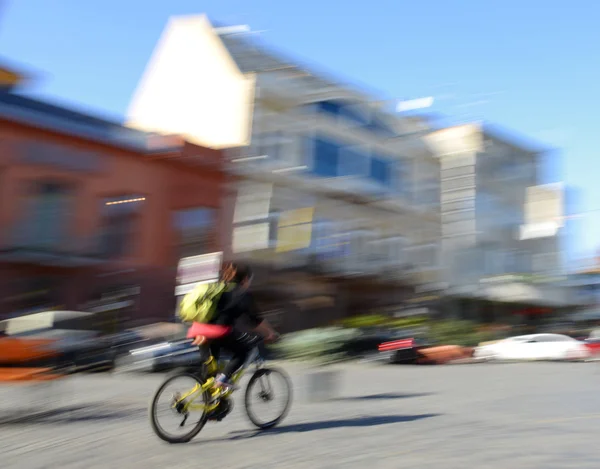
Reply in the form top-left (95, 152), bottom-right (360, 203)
top-left (306, 368), bottom-right (341, 402)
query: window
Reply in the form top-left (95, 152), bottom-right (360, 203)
top-left (174, 207), bottom-right (217, 257)
top-left (20, 182), bottom-right (73, 249)
top-left (339, 146), bottom-right (369, 177)
top-left (314, 100), bottom-right (396, 137)
top-left (315, 100), bottom-right (368, 127)
top-left (306, 136), bottom-right (396, 192)
top-left (316, 100), bottom-right (343, 117)
top-left (369, 157), bottom-right (392, 188)
top-left (175, 208), bottom-right (214, 234)
top-left (312, 137), bottom-right (340, 178)
top-left (232, 182), bottom-right (273, 253)
top-left (99, 195), bottom-right (145, 259)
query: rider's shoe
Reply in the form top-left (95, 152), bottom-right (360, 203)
top-left (214, 373), bottom-right (238, 391)
top-left (208, 374), bottom-right (237, 403)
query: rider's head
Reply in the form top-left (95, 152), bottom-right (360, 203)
top-left (233, 264), bottom-right (253, 291)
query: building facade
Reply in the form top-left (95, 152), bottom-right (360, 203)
top-left (0, 89), bottom-right (233, 324)
top-left (424, 123), bottom-right (570, 322)
top-left (125, 15), bottom-right (442, 328)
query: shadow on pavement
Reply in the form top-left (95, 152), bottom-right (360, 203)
top-left (0, 404), bottom-right (144, 425)
top-left (333, 392), bottom-right (433, 401)
top-left (203, 413), bottom-right (440, 442)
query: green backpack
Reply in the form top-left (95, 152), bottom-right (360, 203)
top-left (178, 281), bottom-right (232, 324)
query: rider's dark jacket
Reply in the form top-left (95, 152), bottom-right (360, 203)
top-left (210, 288), bottom-right (262, 329)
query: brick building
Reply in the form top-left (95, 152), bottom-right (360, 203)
top-left (0, 88), bottom-right (233, 325)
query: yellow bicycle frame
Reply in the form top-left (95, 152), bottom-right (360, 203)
top-left (173, 354), bottom-right (249, 414)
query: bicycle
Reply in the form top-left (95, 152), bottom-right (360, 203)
top-left (149, 336), bottom-right (292, 444)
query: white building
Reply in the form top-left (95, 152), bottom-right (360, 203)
top-left (424, 122), bottom-right (570, 319)
top-left (126, 15), bottom-right (442, 289)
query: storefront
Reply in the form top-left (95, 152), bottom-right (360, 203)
top-left (444, 276), bottom-right (570, 328)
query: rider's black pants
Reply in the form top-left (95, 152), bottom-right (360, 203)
top-left (210, 329), bottom-right (261, 379)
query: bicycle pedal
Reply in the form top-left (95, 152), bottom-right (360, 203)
top-left (208, 390), bottom-right (222, 404)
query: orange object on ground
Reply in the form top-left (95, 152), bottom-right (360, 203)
top-left (0, 338), bottom-right (59, 364)
top-left (417, 346), bottom-right (474, 364)
top-left (0, 367), bottom-right (62, 382)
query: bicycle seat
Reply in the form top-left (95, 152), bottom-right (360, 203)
top-left (186, 322), bottom-right (232, 340)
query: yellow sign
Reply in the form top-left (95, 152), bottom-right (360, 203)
top-left (276, 207), bottom-right (314, 253)
top-left (278, 207), bottom-right (314, 227)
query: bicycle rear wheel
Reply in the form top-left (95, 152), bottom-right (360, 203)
top-left (244, 367), bottom-right (292, 429)
top-left (149, 372), bottom-right (211, 443)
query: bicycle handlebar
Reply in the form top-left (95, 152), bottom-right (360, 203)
top-left (182, 332), bottom-right (280, 347)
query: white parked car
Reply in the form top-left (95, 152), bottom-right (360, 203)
top-left (474, 334), bottom-right (590, 362)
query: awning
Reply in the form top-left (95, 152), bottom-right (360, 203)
top-left (449, 281), bottom-right (573, 308)
top-left (484, 282), bottom-right (543, 304)
top-left (1, 310), bottom-right (94, 335)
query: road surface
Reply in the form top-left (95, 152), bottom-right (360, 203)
top-left (1, 361), bottom-right (600, 468)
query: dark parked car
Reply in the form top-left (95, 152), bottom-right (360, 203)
top-left (378, 334), bottom-right (433, 364)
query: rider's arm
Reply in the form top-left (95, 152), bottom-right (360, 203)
top-left (254, 319), bottom-right (278, 342)
top-left (245, 294), bottom-right (278, 341)
top-left (244, 292), bottom-right (264, 328)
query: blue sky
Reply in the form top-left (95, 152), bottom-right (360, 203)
top-left (1, 0), bottom-right (598, 263)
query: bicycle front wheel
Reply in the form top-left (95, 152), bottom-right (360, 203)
top-left (244, 367), bottom-right (292, 429)
top-left (149, 372), bottom-right (211, 444)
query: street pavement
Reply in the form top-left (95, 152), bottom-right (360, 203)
top-left (1, 361), bottom-right (600, 468)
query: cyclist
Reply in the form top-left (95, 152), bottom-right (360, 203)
top-left (191, 263), bottom-right (278, 392)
